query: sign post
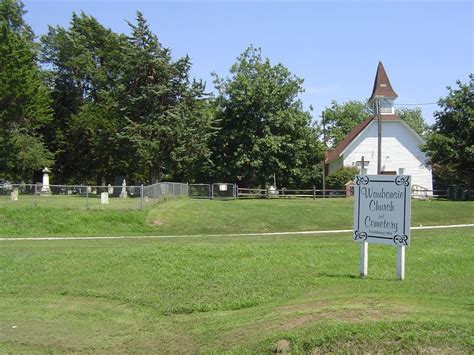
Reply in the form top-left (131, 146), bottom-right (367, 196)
top-left (360, 241), bottom-right (368, 277)
top-left (353, 175), bottom-right (411, 280)
top-left (397, 246), bottom-right (405, 280)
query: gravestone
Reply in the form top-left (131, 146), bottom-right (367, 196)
top-left (107, 184), bottom-right (113, 195)
top-left (40, 167), bottom-right (52, 196)
top-left (100, 192), bottom-right (109, 204)
top-left (119, 179), bottom-right (128, 199)
top-left (11, 188), bottom-right (18, 201)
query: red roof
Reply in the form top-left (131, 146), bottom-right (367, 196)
top-left (369, 61), bottom-right (398, 102)
top-left (325, 114), bottom-right (400, 163)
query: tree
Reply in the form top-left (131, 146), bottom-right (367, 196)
top-left (0, 0), bottom-right (53, 181)
top-left (41, 12), bottom-right (127, 184)
top-left (395, 107), bottom-right (429, 136)
top-left (211, 46), bottom-right (324, 188)
top-left (117, 12), bottom-right (215, 183)
top-left (422, 75), bottom-right (474, 188)
top-left (320, 101), bottom-right (429, 149)
top-left (320, 100), bottom-right (372, 148)
top-left (41, 11), bottom-right (215, 184)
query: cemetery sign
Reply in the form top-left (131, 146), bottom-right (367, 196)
top-left (353, 175), bottom-right (411, 247)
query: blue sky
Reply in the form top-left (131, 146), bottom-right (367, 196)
top-left (24, 1), bottom-right (473, 124)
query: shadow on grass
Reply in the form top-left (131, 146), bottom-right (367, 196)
top-left (317, 273), bottom-right (409, 282)
top-left (316, 272), bottom-right (359, 279)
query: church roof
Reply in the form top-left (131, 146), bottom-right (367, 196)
top-left (369, 61), bottom-right (398, 102)
top-left (325, 114), bottom-right (400, 163)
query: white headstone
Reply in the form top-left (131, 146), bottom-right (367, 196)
top-left (40, 167), bottom-right (52, 195)
top-left (120, 179), bottom-right (128, 199)
top-left (11, 188), bottom-right (18, 201)
top-left (100, 192), bottom-right (109, 205)
top-left (107, 184), bottom-right (113, 195)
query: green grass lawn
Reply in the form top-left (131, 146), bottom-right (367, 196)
top-left (0, 199), bottom-right (473, 352)
top-left (0, 194), bottom-right (146, 210)
top-left (0, 229), bottom-right (473, 353)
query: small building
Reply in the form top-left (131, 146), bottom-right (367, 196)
top-left (325, 62), bottom-right (433, 194)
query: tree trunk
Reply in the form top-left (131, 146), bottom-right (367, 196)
top-left (150, 164), bottom-right (162, 184)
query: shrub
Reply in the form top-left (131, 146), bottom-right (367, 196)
top-left (326, 166), bottom-right (359, 189)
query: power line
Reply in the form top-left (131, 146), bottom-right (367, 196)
top-left (394, 102), bottom-right (437, 106)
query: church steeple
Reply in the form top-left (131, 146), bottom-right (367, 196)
top-left (369, 61), bottom-right (398, 114)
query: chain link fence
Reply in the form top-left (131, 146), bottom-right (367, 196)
top-left (3, 180), bottom-right (453, 209)
top-left (189, 184), bottom-right (211, 199)
top-left (211, 183), bottom-right (237, 199)
top-left (143, 182), bottom-right (189, 205)
top-left (0, 182), bottom-right (188, 210)
top-left (189, 183), bottom-right (237, 199)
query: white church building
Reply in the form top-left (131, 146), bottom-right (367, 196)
top-left (325, 62), bottom-right (433, 194)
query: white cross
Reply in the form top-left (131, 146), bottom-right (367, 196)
top-left (356, 156), bottom-right (369, 174)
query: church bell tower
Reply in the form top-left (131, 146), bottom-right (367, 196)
top-left (368, 61), bottom-right (398, 115)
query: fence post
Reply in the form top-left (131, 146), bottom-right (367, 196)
top-left (86, 186), bottom-right (89, 210)
top-left (211, 184), bottom-right (214, 200)
top-left (266, 187), bottom-right (270, 199)
top-left (140, 184), bottom-right (144, 210)
top-left (313, 185), bottom-right (316, 200)
top-left (34, 183), bottom-right (37, 207)
top-left (236, 184), bottom-right (239, 199)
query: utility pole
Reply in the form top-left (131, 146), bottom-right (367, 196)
top-left (322, 112), bottom-right (326, 198)
top-left (377, 99), bottom-right (382, 174)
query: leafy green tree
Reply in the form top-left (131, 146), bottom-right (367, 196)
top-left (0, 0), bottom-right (53, 181)
top-left (422, 75), bottom-right (474, 188)
top-left (320, 100), bottom-right (372, 148)
top-left (117, 12), bottom-right (215, 183)
top-left (326, 166), bottom-right (359, 189)
top-left (9, 132), bottom-right (54, 179)
top-left (396, 107), bottom-right (429, 136)
top-left (41, 12), bottom-right (126, 184)
top-left (320, 101), bottom-right (429, 149)
top-left (211, 46), bottom-right (324, 188)
top-left (41, 11), bottom-right (214, 184)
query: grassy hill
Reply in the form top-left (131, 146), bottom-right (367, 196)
top-left (0, 198), bottom-right (473, 237)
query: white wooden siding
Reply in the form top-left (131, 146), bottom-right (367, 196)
top-left (329, 121), bottom-right (433, 193)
